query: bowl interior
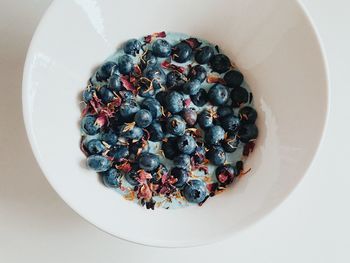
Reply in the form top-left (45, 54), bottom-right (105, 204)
top-left (23, 0), bottom-right (328, 247)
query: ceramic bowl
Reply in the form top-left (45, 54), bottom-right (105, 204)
top-left (22, 0), bottom-right (328, 247)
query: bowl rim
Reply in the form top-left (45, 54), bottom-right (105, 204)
top-left (22, 0), bottom-right (330, 247)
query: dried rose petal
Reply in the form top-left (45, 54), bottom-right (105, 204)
top-left (207, 75), bottom-right (226, 84)
top-left (160, 60), bottom-right (185, 73)
top-left (81, 105), bottom-right (90, 117)
top-left (218, 173), bottom-right (229, 184)
top-left (144, 31), bottom-right (167, 43)
top-left (154, 31), bottom-right (166, 38)
top-left (94, 114), bottom-right (107, 127)
top-left (134, 65), bottom-right (142, 75)
top-left (116, 162), bottom-right (132, 173)
top-left (184, 98), bottom-right (192, 108)
top-left (120, 76), bottom-right (137, 94)
top-left (137, 170), bottom-right (153, 183)
top-left (184, 38), bottom-right (202, 49)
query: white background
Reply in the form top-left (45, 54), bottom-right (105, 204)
top-left (1, 0), bottom-right (349, 262)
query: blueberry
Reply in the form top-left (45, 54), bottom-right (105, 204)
top-left (177, 135), bottom-right (196, 154)
top-left (162, 137), bottom-right (179, 160)
top-left (152, 39), bottom-right (171, 57)
top-left (147, 122), bottom-right (164, 142)
top-left (183, 79), bottom-right (201, 95)
top-left (121, 125), bottom-right (143, 141)
top-left (141, 98), bottom-right (162, 119)
top-left (238, 123), bottom-right (258, 143)
top-left (165, 91), bottom-right (184, 114)
top-left (208, 84), bottom-right (229, 106)
top-left (190, 88), bottom-right (208, 107)
top-left (134, 109), bottom-right (153, 128)
top-left (98, 85), bottom-right (115, 104)
top-left (155, 90), bottom-right (168, 106)
top-left (140, 50), bottom-right (157, 69)
top-left (86, 155), bottom-right (111, 172)
top-left (173, 154), bottom-right (191, 171)
top-left (82, 87), bottom-right (96, 103)
top-left (231, 86), bottom-right (249, 107)
top-left (123, 38), bottom-right (141, 56)
top-left (198, 110), bottom-right (214, 129)
top-left (166, 71), bottom-right (186, 89)
top-left (210, 54), bottom-right (231, 73)
top-left (222, 134), bottom-right (240, 153)
top-left (101, 129), bottom-right (118, 146)
top-left (182, 108), bottom-right (197, 126)
top-left (205, 125), bottom-right (225, 145)
top-left (239, 106), bottom-right (257, 124)
top-left (195, 46), bottom-right (214, 64)
top-left (119, 100), bottom-right (140, 120)
top-left (221, 115), bottom-right (240, 134)
top-left (188, 65), bottom-right (207, 83)
top-left (224, 70), bottom-right (244, 88)
top-left (125, 169), bottom-right (140, 186)
top-left (215, 164), bottom-right (238, 186)
top-left (183, 180), bottom-right (208, 203)
top-left (119, 90), bottom-right (135, 101)
top-left (118, 55), bottom-right (134, 75)
top-left (192, 144), bottom-right (206, 165)
top-left (81, 115), bottom-right (100, 135)
top-left (170, 167), bottom-right (189, 188)
top-left (109, 145), bottom-right (129, 161)
top-left (96, 61), bottom-right (118, 81)
top-left (143, 66), bottom-right (166, 90)
top-left (172, 42), bottom-right (192, 63)
top-left (217, 106), bottom-right (233, 119)
top-left (108, 74), bottom-right (121, 91)
top-left (86, 139), bottom-right (105, 154)
top-left (138, 153), bottom-right (159, 172)
top-left (102, 168), bottom-right (121, 187)
top-left (167, 115), bottom-right (186, 136)
top-left (206, 146), bottom-right (226, 166)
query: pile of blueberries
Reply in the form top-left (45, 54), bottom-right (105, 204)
top-left (80, 32), bottom-right (258, 209)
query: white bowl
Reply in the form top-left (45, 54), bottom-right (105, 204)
top-left (22, 0), bottom-right (328, 247)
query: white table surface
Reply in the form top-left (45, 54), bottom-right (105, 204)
top-left (1, 0), bottom-right (349, 262)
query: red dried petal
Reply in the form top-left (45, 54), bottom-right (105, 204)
top-left (243, 141), bottom-right (256, 157)
top-left (116, 162), bottom-right (132, 173)
top-left (137, 170), bottom-right (153, 183)
top-left (94, 114), bottom-right (107, 127)
top-left (207, 75), bottom-right (226, 84)
top-left (137, 184), bottom-right (153, 201)
top-left (134, 65), bottom-right (142, 75)
top-left (161, 60), bottom-right (185, 73)
top-left (144, 35), bottom-right (152, 43)
top-left (218, 173), bottom-right (229, 184)
top-left (184, 98), bottom-right (192, 108)
top-left (161, 174), bottom-right (168, 184)
top-left (144, 31), bottom-right (167, 43)
top-left (184, 38), bottom-right (202, 49)
top-left (120, 75), bottom-right (137, 94)
top-left (154, 31), bottom-right (166, 38)
top-left (81, 105), bottom-right (90, 117)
